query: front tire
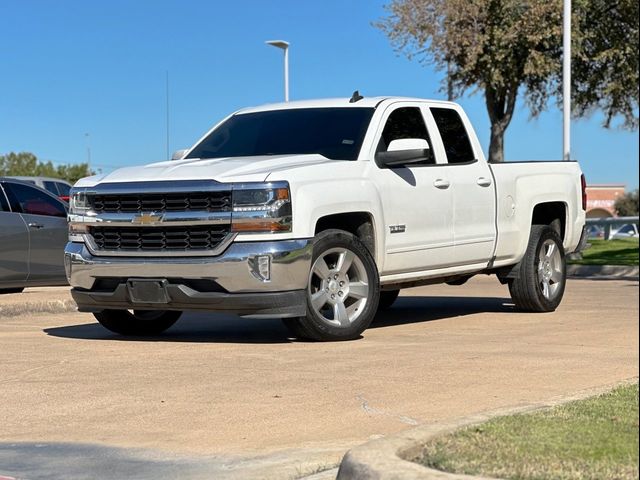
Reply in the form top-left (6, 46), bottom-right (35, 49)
top-left (94, 309), bottom-right (182, 336)
top-left (509, 225), bottom-right (566, 312)
top-left (283, 229), bottom-right (379, 341)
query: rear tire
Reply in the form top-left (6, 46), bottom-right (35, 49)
top-left (509, 225), bottom-right (566, 312)
top-left (282, 229), bottom-right (379, 341)
top-left (377, 290), bottom-right (400, 310)
top-left (94, 309), bottom-right (182, 336)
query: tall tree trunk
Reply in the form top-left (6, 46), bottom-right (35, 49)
top-left (485, 85), bottom-right (518, 163)
top-left (489, 122), bottom-right (506, 163)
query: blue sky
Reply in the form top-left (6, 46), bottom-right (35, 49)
top-left (1, 0), bottom-right (638, 189)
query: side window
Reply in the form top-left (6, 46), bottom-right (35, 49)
top-left (43, 181), bottom-right (60, 195)
top-left (377, 107), bottom-right (434, 164)
top-left (4, 183), bottom-right (67, 218)
top-left (430, 108), bottom-right (475, 164)
top-left (0, 186), bottom-right (10, 212)
top-left (56, 183), bottom-right (71, 197)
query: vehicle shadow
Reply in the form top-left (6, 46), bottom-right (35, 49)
top-left (371, 295), bottom-right (514, 328)
top-left (43, 295), bottom-right (515, 344)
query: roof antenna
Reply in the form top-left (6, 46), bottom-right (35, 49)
top-left (349, 90), bottom-right (364, 103)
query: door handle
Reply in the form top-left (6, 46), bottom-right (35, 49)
top-left (477, 177), bottom-right (492, 187)
top-left (433, 179), bottom-right (451, 189)
top-left (28, 223), bottom-right (44, 229)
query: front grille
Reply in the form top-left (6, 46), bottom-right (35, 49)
top-left (90, 191), bottom-right (231, 213)
top-left (90, 225), bottom-right (230, 252)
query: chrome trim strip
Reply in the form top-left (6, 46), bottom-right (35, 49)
top-left (68, 211), bottom-right (232, 227)
top-left (82, 232), bottom-right (237, 258)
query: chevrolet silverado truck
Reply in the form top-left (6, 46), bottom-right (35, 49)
top-left (65, 96), bottom-right (588, 341)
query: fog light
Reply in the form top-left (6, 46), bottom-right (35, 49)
top-left (64, 253), bottom-right (72, 281)
top-left (250, 255), bottom-right (271, 282)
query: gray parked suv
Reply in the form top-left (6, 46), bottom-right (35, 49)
top-left (0, 178), bottom-right (69, 293)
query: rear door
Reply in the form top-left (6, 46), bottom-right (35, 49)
top-left (0, 183), bottom-right (29, 285)
top-left (4, 182), bottom-right (68, 283)
top-left (429, 107), bottom-right (496, 266)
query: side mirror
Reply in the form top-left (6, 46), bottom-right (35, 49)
top-left (375, 138), bottom-right (432, 168)
top-left (171, 149), bottom-right (189, 161)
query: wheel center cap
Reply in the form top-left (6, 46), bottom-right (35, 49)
top-left (328, 280), bottom-right (339, 293)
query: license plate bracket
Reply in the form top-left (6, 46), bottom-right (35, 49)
top-left (126, 279), bottom-right (170, 304)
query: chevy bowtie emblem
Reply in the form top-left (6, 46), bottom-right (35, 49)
top-left (132, 212), bottom-right (164, 225)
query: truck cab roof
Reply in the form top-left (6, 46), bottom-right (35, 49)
top-left (237, 96), bottom-right (458, 114)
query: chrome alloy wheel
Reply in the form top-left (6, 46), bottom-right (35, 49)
top-left (537, 239), bottom-right (563, 300)
top-left (308, 247), bottom-right (370, 327)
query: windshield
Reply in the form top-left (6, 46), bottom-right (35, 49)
top-left (186, 107), bottom-right (374, 161)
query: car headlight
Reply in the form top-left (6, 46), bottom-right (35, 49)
top-left (69, 188), bottom-right (90, 214)
top-left (231, 183), bottom-right (292, 233)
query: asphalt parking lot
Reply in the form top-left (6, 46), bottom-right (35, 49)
top-left (1, 276), bottom-right (638, 479)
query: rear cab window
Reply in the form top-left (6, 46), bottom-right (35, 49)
top-left (430, 107), bottom-right (475, 164)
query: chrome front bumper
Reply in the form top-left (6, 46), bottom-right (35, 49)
top-left (64, 239), bottom-right (313, 317)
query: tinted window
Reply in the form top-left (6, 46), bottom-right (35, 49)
top-left (187, 108), bottom-right (374, 161)
top-left (0, 186), bottom-right (9, 212)
top-left (431, 108), bottom-right (475, 164)
top-left (377, 107), bottom-right (434, 164)
top-left (4, 183), bottom-right (67, 217)
top-left (43, 181), bottom-right (59, 195)
top-left (56, 183), bottom-right (71, 197)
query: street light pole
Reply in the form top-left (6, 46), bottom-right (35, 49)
top-left (563, 0), bottom-right (571, 161)
top-left (266, 40), bottom-right (290, 102)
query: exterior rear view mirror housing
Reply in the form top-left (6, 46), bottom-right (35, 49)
top-left (375, 138), bottom-right (431, 168)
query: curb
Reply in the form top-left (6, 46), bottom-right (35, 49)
top-left (0, 299), bottom-right (77, 317)
top-left (567, 264), bottom-right (639, 279)
top-left (336, 377), bottom-right (638, 480)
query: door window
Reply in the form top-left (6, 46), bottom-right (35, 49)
top-left (56, 182), bottom-right (71, 197)
top-left (430, 108), bottom-right (475, 164)
top-left (4, 183), bottom-right (67, 217)
top-left (377, 107), bottom-right (434, 164)
top-left (43, 181), bottom-right (60, 195)
top-left (0, 185), bottom-right (10, 211)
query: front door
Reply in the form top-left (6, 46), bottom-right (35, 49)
top-left (4, 182), bottom-right (68, 283)
top-left (371, 104), bottom-right (455, 275)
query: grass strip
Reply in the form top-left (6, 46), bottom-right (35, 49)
top-left (570, 238), bottom-right (639, 266)
top-left (418, 383), bottom-right (639, 480)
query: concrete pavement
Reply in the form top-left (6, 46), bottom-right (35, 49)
top-left (0, 276), bottom-right (637, 479)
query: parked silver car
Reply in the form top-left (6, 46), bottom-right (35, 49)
top-left (7, 176), bottom-right (73, 202)
top-left (0, 178), bottom-right (69, 293)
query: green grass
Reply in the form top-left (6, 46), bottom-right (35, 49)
top-left (418, 384), bottom-right (639, 480)
top-left (570, 238), bottom-right (639, 266)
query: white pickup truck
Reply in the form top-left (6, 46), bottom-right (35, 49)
top-left (65, 95), bottom-right (587, 341)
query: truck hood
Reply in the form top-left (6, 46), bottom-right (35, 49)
top-left (75, 154), bottom-right (334, 187)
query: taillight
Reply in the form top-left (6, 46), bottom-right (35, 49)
top-left (580, 174), bottom-right (587, 211)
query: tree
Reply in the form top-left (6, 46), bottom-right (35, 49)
top-left (614, 189), bottom-right (639, 216)
top-left (0, 152), bottom-right (92, 184)
top-left (376, 0), bottom-right (639, 162)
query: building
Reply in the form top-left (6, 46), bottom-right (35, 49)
top-left (585, 184), bottom-right (626, 218)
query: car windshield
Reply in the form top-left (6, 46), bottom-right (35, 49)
top-left (186, 107), bottom-right (375, 161)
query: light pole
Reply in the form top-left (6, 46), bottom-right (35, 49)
top-left (562, 0), bottom-right (571, 161)
top-left (266, 40), bottom-right (289, 102)
top-left (84, 133), bottom-right (91, 171)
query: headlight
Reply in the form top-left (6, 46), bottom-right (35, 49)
top-left (69, 188), bottom-right (90, 214)
top-left (231, 183), bottom-right (292, 233)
